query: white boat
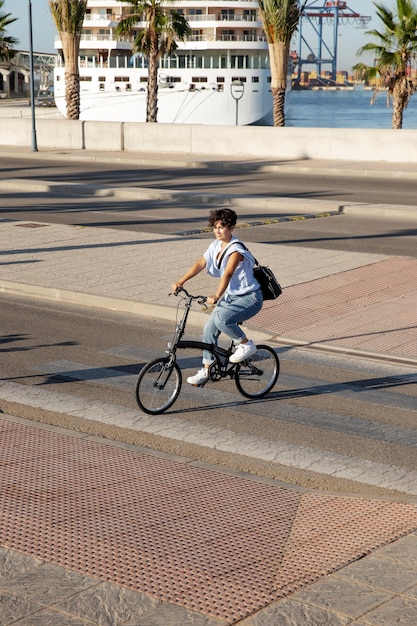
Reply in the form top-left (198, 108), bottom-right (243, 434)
top-left (53, 0), bottom-right (289, 125)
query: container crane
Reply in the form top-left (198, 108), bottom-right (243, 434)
top-left (296, 1), bottom-right (371, 83)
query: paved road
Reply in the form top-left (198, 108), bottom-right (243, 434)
top-left (2, 293), bottom-right (417, 498)
top-left (1, 153), bottom-right (417, 207)
top-left (1, 147), bottom-right (417, 625)
top-left (1, 155), bottom-right (416, 258)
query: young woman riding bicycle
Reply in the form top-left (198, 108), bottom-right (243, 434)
top-left (171, 208), bottom-right (263, 386)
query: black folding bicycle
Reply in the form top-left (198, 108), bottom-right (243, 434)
top-left (135, 287), bottom-right (280, 414)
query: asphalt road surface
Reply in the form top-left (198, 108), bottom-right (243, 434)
top-left (1, 294), bottom-right (416, 499)
top-left (1, 155), bottom-right (416, 258)
top-left (1, 154), bottom-right (417, 206)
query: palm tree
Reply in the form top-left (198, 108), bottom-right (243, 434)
top-left (49, 0), bottom-right (87, 120)
top-left (258, 0), bottom-right (305, 126)
top-left (358, 0), bottom-right (417, 129)
top-left (115, 0), bottom-right (191, 123)
top-left (352, 62), bottom-right (370, 84)
top-left (0, 0), bottom-right (18, 61)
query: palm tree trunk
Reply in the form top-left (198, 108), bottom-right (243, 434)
top-left (269, 41), bottom-right (289, 127)
top-left (61, 32), bottom-right (81, 120)
top-left (272, 87), bottom-right (285, 126)
top-left (392, 86), bottom-right (407, 130)
top-left (147, 50), bottom-right (159, 123)
top-left (65, 73), bottom-right (80, 120)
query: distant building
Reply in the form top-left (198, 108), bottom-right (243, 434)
top-left (0, 51), bottom-right (56, 97)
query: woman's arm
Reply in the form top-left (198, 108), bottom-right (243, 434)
top-left (207, 251), bottom-right (243, 305)
top-left (171, 256), bottom-right (207, 293)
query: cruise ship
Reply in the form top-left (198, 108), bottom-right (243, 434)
top-left (53, 0), bottom-right (285, 125)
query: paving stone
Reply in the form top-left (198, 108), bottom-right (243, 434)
top-left (337, 554), bottom-right (417, 593)
top-left (0, 591), bottom-right (43, 625)
top-left (288, 574), bottom-right (392, 619)
top-left (0, 563), bottom-right (99, 605)
top-left (402, 583), bottom-right (417, 600)
top-left (124, 601), bottom-right (228, 625)
top-left (238, 597), bottom-right (350, 625)
top-left (0, 547), bottom-right (43, 580)
top-left (357, 595), bottom-right (417, 626)
top-left (12, 608), bottom-right (93, 625)
top-left (376, 533), bottom-right (417, 566)
top-left (57, 581), bottom-right (161, 626)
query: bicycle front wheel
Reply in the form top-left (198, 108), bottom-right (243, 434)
top-left (135, 358), bottom-right (182, 414)
top-left (235, 344), bottom-right (279, 399)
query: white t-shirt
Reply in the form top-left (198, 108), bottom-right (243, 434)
top-left (204, 238), bottom-right (260, 298)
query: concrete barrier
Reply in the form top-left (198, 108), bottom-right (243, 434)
top-left (1, 114), bottom-right (417, 163)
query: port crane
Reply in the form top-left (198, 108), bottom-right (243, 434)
top-left (296, 1), bottom-right (371, 82)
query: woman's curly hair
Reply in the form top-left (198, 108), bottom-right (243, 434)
top-left (208, 208), bottom-right (237, 228)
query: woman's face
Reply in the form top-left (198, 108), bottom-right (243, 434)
top-left (213, 220), bottom-right (233, 243)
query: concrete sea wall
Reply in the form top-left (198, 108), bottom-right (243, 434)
top-left (2, 114), bottom-right (417, 163)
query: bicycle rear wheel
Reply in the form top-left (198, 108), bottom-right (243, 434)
top-left (235, 344), bottom-right (279, 398)
top-left (135, 358), bottom-right (182, 414)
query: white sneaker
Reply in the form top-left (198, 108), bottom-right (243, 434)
top-left (229, 340), bottom-right (257, 363)
top-left (187, 367), bottom-right (209, 386)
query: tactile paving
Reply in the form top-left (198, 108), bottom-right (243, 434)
top-left (254, 256), bottom-right (417, 359)
top-left (1, 418), bottom-right (417, 621)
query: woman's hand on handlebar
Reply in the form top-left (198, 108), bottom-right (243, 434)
top-left (171, 282), bottom-right (183, 295)
top-left (206, 295), bottom-right (219, 306)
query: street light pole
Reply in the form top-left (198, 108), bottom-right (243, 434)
top-left (28, 0), bottom-right (38, 152)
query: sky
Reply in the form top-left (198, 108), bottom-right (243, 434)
top-left (4, 0), bottom-right (383, 71)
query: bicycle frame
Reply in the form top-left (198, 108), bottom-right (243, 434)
top-left (167, 287), bottom-right (237, 380)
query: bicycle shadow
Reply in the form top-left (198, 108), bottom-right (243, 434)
top-left (167, 371), bottom-right (417, 415)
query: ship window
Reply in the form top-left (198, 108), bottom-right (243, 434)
top-left (231, 55), bottom-right (246, 69)
top-left (220, 56), bottom-right (227, 69)
top-left (189, 84), bottom-right (196, 91)
top-left (140, 77), bottom-right (148, 82)
top-left (80, 76), bottom-right (92, 81)
top-left (243, 9), bottom-right (256, 21)
top-left (217, 84), bottom-right (224, 92)
top-left (267, 76), bottom-right (272, 83)
top-left (126, 84), bottom-right (132, 91)
top-left (115, 76), bottom-right (129, 82)
top-left (99, 8), bottom-right (111, 20)
top-left (99, 83), bottom-right (105, 91)
top-left (99, 29), bottom-right (111, 41)
top-left (192, 77), bottom-right (208, 82)
top-left (99, 76), bottom-right (106, 82)
top-left (216, 77), bottom-right (225, 82)
top-left (220, 30), bottom-right (235, 41)
top-left (221, 10), bottom-right (235, 20)
top-left (252, 76), bottom-right (259, 83)
top-left (232, 76), bottom-right (246, 82)
top-left (191, 55), bottom-right (203, 69)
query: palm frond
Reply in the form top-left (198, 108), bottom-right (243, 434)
top-left (49, 0), bottom-right (88, 35)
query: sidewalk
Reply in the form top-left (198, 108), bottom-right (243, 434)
top-left (1, 149), bottom-right (417, 625)
top-left (1, 217), bottom-right (416, 364)
top-left (1, 413), bottom-right (417, 626)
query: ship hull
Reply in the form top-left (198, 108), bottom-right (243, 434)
top-left (54, 69), bottom-right (274, 126)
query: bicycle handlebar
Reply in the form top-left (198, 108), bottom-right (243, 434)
top-left (169, 286), bottom-right (207, 306)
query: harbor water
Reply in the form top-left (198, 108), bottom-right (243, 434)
top-left (285, 87), bottom-right (417, 129)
